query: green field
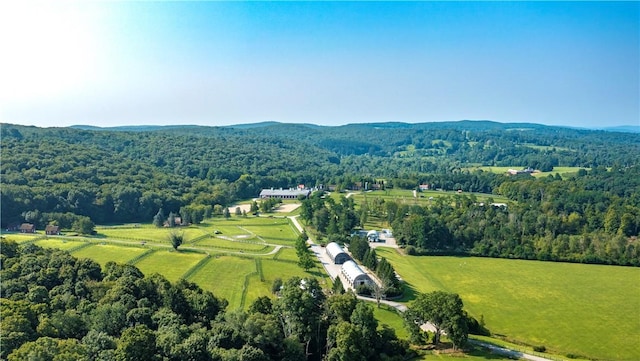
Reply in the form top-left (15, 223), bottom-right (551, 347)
top-left (466, 166), bottom-right (587, 179)
top-left (133, 250), bottom-right (207, 282)
top-left (245, 259), bottom-right (311, 307)
top-left (96, 225), bottom-right (207, 244)
top-left (373, 304), bottom-right (409, 339)
top-left (273, 247), bottom-right (299, 262)
top-left (187, 255), bottom-right (257, 309)
top-left (192, 237), bottom-right (272, 253)
top-left (21, 217), bottom-right (307, 311)
top-left (34, 238), bottom-right (87, 251)
top-left (1, 233), bottom-right (41, 243)
top-left (376, 248), bottom-right (640, 361)
top-left (71, 243), bottom-right (148, 266)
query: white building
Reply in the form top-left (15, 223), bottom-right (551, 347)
top-left (259, 188), bottom-right (311, 199)
top-left (326, 242), bottom-right (350, 264)
top-left (341, 260), bottom-right (371, 288)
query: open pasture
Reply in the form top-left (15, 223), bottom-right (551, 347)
top-left (96, 224), bottom-right (207, 244)
top-left (205, 217), bottom-right (299, 245)
top-left (71, 243), bottom-right (148, 266)
top-left (186, 255), bottom-right (257, 310)
top-left (273, 247), bottom-right (299, 262)
top-left (191, 237), bottom-right (272, 253)
top-left (352, 189), bottom-right (509, 206)
top-left (244, 259), bottom-right (311, 307)
top-left (466, 165), bottom-right (586, 179)
top-left (240, 221), bottom-right (299, 245)
top-left (34, 238), bottom-right (87, 251)
top-left (532, 166), bottom-right (587, 178)
top-left (373, 304), bottom-right (409, 339)
top-left (1, 233), bottom-right (41, 243)
top-left (134, 250), bottom-right (207, 282)
top-left (376, 248), bottom-right (640, 361)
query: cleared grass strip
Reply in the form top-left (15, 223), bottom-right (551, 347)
top-left (181, 254), bottom-right (212, 281)
top-left (71, 244), bottom-right (148, 266)
top-left (187, 256), bottom-right (256, 310)
top-left (127, 249), bottom-right (156, 265)
top-left (34, 238), bottom-right (87, 251)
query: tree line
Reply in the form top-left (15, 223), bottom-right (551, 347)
top-left (388, 166), bottom-right (640, 265)
top-left (2, 122), bottom-right (638, 266)
top-left (1, 239), bottom-right (417, 361)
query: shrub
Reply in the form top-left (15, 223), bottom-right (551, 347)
top-left (533, 345), bottom-right (546, 352)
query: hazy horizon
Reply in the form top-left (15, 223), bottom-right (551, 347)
top-left (2, 2), bottom-right (638, 129)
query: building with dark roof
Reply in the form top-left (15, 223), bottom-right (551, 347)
top-left (19, 223), bottom-right (35, 233)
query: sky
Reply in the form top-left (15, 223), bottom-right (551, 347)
top-left (1, 1), bottom-right (638, 128)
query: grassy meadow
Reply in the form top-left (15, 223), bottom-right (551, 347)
top-left (71, 243), bottom-right (148, 266)
top-left (466, 165), bottom-right (587, 178)
top-left (8, 215), bottom-right (316, 310)
top-left (376, 248), bottom-right (640, 361)
top-left (133, 250), bottom-right (207, 282)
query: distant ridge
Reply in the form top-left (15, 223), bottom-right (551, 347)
top-left (66, 120), bottom-right (637, 133)
top-left (70, 124), bottom-right (209, 132)
top-left (601, 125), bottom-right (640, 133)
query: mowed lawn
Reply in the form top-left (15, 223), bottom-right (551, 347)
top-left (373, 305), bottom-right (409, 339)
top-left (34, 238), bottom-right (87, 251)
top-left (205, 217), bottom-right (299, 245)
top-left (352, 189), bottom-right (510, 207)
top-left (241, 219), bottom-right (299, 245)
top-left (466, 165), bottom-right (586, 178)
top-left (376, 248), bottom-right (640, 361)
top-left (245, 259), bottom-right (309, 308)
top-left (96, 225), bottom-right (207, 244)
top-left (134, 250), bottom-right (206, 283)
top-left (1, 233), bottom-right (41, 243)
top-left (193, 237), bottom-right (271, 253)
top-left (71, 244), bottom-right (148, 266)
top-left (187, 255), bottom-right (257, 310)
top-left (273, 247), bottom-right (299, 262)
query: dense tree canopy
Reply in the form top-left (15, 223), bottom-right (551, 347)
top-left (0, 240), bottom-right (410, 361)
top-left (2, 121), bottom-right (638, 265)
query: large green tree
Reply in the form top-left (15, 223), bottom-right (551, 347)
top-left (405, 291), bottom-right (468, 349)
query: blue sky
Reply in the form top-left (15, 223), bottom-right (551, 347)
top-left (1, 1), bottom-right (638, 128)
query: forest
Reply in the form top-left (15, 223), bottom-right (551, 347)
top-left (0, 239), bottom-right (412, 361)
top-left (1, 121), bottom-right (639, 266)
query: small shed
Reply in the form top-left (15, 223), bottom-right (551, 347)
top-left (45, 225), bottom-right (60, 235)
top-left (19, 223), bottom-right (36, 233)
top-left (341, 260), bottom-right (371, 288)
top-left (326, 242), bottom-right (350, 264)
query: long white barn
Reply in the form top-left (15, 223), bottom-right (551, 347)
top-left (326, 242), bottom-right (350, 264)
top-left (259, 188), bottom-right (311, 199)
top-left (341, 260), bottom-right (371, 288)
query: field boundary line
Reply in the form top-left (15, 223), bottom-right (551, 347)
top-left (127, 249), bottom-right (156, 265)
top-left (255, 259), bottom-right (264, 282)
top-left (66, 242), bottom-right (94, 253)
top-left (20, 235), bottom-right (48, 245)
top-left (240, 270), bottom-right (259, 310)
top-left (181, 254), bottom-right (212, 281)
